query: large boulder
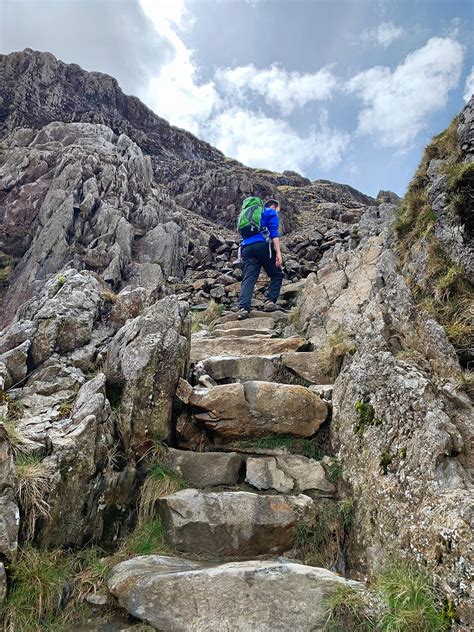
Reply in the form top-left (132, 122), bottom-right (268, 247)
top-left (105, 296), bottom-right (190, 453)
top-left (156, 489), bottom-right (314, 557)
top-left (0, 429), bottom-right (19, 562)
top-left (186, 380), bottom-right (328, 442)
top-left (108, 555), bottom-right (363, 632)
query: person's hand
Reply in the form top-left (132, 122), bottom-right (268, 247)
top-left (275, 252), bottom-right (283, 267)
top-left (276, 205), bottom-right (280, 212)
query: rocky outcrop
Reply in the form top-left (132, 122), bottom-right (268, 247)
top-left (0, 121), bottom-right (188, 326)
top-left (108, 556), bottom-right (363, 632)
top-left (294, 149), bottom-right (473, 622)
top-left (0, 275), bottom-right (190, 549)
top-left (105, 296), bottom-right (190, 453)
top-left (0, 49), bottom-right (222, 162)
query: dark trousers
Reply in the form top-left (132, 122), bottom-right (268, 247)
top-left (239, 241), bottom-right (284, 311)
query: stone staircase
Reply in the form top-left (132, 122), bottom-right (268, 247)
top-left (108, 307), bottom-right (361, 630)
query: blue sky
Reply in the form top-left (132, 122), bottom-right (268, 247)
top-left (2, 0), bottom-right (473, 197)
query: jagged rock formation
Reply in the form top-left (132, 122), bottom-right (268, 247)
top-left (0, 48), bottom-right (472, 630)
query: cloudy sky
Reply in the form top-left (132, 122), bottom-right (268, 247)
top-left (1, 0), bottom-right (473, 196)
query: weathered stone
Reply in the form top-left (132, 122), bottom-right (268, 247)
top-left (189, 381), bottom-right (327, 442)
top-left (105, 296), bottom-right (190, 452)
top-left (214, 317), bottom-right (276, 332)
top-left (0, 562), bottom-right (6, 603)
top-left (191, 335), bottom-right (306, 363)
top-left (276, 455), bottom-right (335, 495)
top-left (245, 457), bottom-right (294, 493)
top-left (281, 352), bottom-right (333, 384)
top-left (211, 328), bottom-right (274, 338)
top-left (163, 448), bottom-right (243, 487)
top-left (108, 555), bottom-right (363, 632)
top-left (156, 489), bottom-right (314, 557)
top-left (245, 455), bottom-right (335, 495)
top-left (201, 355), bottom-right (279, 383)
top-left (0, 431), bottom-right (19, 562)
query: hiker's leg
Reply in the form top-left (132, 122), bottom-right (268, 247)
top-left (239, 244), bottom-right (261, 311)
top-left (260, 243), bottom-right (284, 304)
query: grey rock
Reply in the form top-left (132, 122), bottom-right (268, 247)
top-left (157, 489), bottom-right (314, 557)
top-left (105, 296), bottom-right (190, 451)
top-left (108, 555), bottom-right (363, 632)
top-left (163, 448), bottom-right (243, 487)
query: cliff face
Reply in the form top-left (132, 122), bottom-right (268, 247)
top-left (0, 49), bottom-right (472, 630)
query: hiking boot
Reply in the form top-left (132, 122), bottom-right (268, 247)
top-left (263, 301), bottom-right (278, 312)
top-left (237, 308), bottom-right (250, 320)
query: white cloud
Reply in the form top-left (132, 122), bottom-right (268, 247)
top-left (347, 37), bottom-right (464, 148)
top-left (216, 64), bottom-right (337, 115)
top-left (138, 0), bottom-right (219, 133)
top-left (464, 67), bottom-right (474, 102)
top-left (205, 108), bottom-right (349, 173)
top-left (361, 21), bottom-right (405, 48)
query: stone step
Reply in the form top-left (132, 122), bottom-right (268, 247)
top-left (212, 309), bottom-right (289, 327)
top-left (177, 379), bottom-right (328, 443)
top-left (163, 447), bottom-right (335, 496)
top-left (213, 316), bottom-right (276, 332)
top-left (109, 556), bottom-right (363, 632)
top-left (210, 328), bottom-right (275, 339)
top-left (199, 351), bottom-right (332, 385)
top-left (155, 489), bottom-right (314, 558)
top-left (190, 335), bottom-right (307, 363)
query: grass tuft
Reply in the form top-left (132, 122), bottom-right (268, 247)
top-left (1, 546), bottom-right (73, 631)
top-left (0, 414), bottom-right (37, 456)
top-left (316, 326), bottom-right (356, 378)
top-left (324, 585), bottom-right (375, 631)
top-left (15, 454), bottom-right (54, 541)
top-left (376, 561), bottom-right (450, 632)
top-left (138, 460), bottom-right (186, 526)
top-left (326, 456), bottom-right (342, 485)
top-left (119, 518), bottom-right (169, 557)
top-left (237, 436), bottom-right (322, 460)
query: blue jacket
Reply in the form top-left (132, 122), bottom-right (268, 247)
top-left (241, 206), bottom-right (280, 246)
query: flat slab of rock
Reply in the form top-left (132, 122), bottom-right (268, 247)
top-left (213, 317), bottom-right (276, 332)
top-left (210, 328), bottom-right (274, 338)
top-left (191, 336), bottom-right (305, 363)
top-left (245, 455), bottom-right (335, 495)
top-left (201, 355), bottom-right (279, 382)
top-left (189, 381), bottom-right (328, 442)
top-left (212, 310), bottom-right (288, 326)
top-left (281, 352), bottom-right (332, 385)
top-left (109, 555), bottom-right (362, 632)
top-left (163, 448), bottom-right (243, 487)
top-left (156, 489), bottom-right (313, 557)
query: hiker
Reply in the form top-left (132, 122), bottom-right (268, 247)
top-left (236, 197), bottom-right (284, 319)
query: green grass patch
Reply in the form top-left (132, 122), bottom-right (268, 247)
top-left (237, 436), bottom-right (322, 460)
top-left (376, 561), bottom-right (451, 631)
top-left (119, 518), bottom-right (169, 557)
top-left (1, 546), bottom-right (73, 631)
top-left (324, 560), bottom-right (453, 632)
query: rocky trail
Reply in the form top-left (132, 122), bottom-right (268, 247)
top-left (0, 50), bottom-right (472, 631)
top-left (108, 304), bottom-right (359, 631)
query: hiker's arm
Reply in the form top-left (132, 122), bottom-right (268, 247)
top-left (272, 237), bottom-right (282, 267)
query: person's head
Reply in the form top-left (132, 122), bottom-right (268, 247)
top-left (264, 198), bottom-right (279, 210)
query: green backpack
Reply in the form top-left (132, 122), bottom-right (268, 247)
top-left (237, 196), bottom-right (264, 239)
